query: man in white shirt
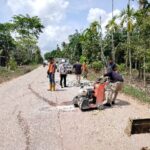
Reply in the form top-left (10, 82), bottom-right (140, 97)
top-left (59, 59), bottom-right (68, 88)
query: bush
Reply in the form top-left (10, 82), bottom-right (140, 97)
top-left (80, 56), bottom-right (87, 64)
top-left (92, 61), bottom-right (103, 71)
top-left (7, 58), bottom-right (17, 70)
top-left (117, 63), bottom-right (126, 73)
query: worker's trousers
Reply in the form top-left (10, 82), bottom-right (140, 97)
top-left (105, 81), bottom-right (123, 104)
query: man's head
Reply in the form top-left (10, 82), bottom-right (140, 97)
top-left (108, 57), bottom-right (114, 64)
top-left (49, 58), bottom-right (54, 64)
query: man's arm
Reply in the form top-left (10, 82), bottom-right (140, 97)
top-left (104, 72), bottom-right (111, 77)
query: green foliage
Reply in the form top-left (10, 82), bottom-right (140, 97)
top-left (44, 50), bottom-right (63, 60)
top-left (117, 63), bottom-right (126, 72)
top-left (12, 14), bottom-right (44, 39)
top-left (92, 61), bottom-right (103, 71)
top-left (7, 58), bottom-right (17, 70)
top-left (80, 55), bottom-right (87, 63)
top-left (122, 85), bottom-right (150, 103)
top-left (0, 14), bottom-right (44, 67)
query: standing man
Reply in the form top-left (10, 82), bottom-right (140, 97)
top-left (59, 59), bottom-right (68, 88)
top-left (47, 58), bottom-right (56, 91)
top-left (73, 61), bottom-right (82, 85)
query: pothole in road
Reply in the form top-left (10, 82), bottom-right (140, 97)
top-left (39, 105), bottom-right (76, 112)
top-left (126, 118), bottom-right (150, 135)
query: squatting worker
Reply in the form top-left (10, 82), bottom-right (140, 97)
top-left (104, 65), bottom-right (124, 106)
top-left (73, 61), bottom-right (82, 85)
top-left (47, 58), bottom-right (57, 91)
top-left (59, 59), bottom-right (68, 88)
top-left (82, 60), bottom-right (88, 79)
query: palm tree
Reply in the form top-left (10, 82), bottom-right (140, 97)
top-left (120, 2), bottom-right (135, 78)
top-left (106, 16), bottom-right (119, 62)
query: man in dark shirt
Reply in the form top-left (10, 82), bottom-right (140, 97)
top-left (73, 61), bottom-right (82, 85)
top-left (104, 65), bottom-right (124, 106)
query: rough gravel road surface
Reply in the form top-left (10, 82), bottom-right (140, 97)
top-left (0, 66), bottom-right (150, 150)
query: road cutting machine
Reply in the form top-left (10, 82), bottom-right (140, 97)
top-left (73, 77), bottom-right (110, 111)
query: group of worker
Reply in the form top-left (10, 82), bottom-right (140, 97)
top-left (47, 57), bottom-right (124, 106)
top-left (47, 58), bottom-right (88, 91)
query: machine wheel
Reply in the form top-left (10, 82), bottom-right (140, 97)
top-left (78, 97), bottom-right (89, 111)
top-left (73, 96), bottom-right (79, 107)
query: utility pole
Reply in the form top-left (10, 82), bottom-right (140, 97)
top-left (111, 0), bottom-right (115, 62)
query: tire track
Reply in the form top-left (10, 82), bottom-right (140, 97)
top-left (17, 111), bottom-right (31, 150)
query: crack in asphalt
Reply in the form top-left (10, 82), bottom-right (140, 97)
top-left (17, 111), bottom-right (31, 150)
top-left (28, 84), bottom-right (73, 107)
top-left (28, 84), bottom-right (57, 106)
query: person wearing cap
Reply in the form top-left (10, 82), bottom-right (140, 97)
top-left (59, 59), bottom-right (68, 88)
top-left (47, 58), bottom-right (57, 91)
top-left (104, 65), bottom-right (124, 106)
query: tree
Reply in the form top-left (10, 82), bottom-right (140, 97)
top-left (0, 23), bottom-right (15, 66)
top-left (12, 14), bottom-right (44, 65)
top-left (12, 14), bottom-right (44, 39)
top-left (120, 3), bottom-right (135, 78)
top-left (81, 21), bottom-right (101, 62)
top-left (106, 16), bottom-right (119, 61)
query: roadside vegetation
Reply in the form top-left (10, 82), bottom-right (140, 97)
top-left (0, 14), bottom-right (44, 68)
top-left (0, 64), bottom-right (39, 84)
top-left (0, 14), bottom-right (44, 83)
top-left (123, 84), bottom-right (150, 104)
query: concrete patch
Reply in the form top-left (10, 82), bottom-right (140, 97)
top-left (39, 105), bottom-right (76, 112)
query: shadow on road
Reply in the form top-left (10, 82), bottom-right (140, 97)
top-left (115, 99), bottom-right (130, 106)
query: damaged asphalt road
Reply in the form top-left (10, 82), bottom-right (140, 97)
top-left (0, 66), bottom-right (150, 150)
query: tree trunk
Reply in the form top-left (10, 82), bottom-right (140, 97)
top-left (143, 52), bottom-right (146, 89)
top-left (128, 32), bottom-right (132, 79)
top-left (111, 0), bottom-right (115, 62)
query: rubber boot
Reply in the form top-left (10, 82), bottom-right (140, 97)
top-left (52, 84), bottom-right (56, 91)
top-left (48, 84), bottom-right (52, 91)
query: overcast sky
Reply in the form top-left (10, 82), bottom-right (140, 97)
top-left (0, 0), bottom-right (140, 54)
